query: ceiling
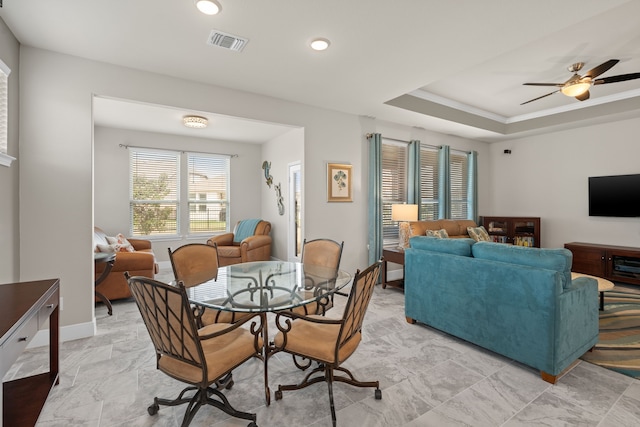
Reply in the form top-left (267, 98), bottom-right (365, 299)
top-left (2, 0), bottom-right (640, 143)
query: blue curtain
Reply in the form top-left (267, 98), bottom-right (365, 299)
top-left (438, 145), bottom-right (450, 219)
top-left (467, 151), bottom-right (478, 223)
top-left (407, 140), bottom-right (421, 218)
top-left (367, 133), bottom-right (383, 265)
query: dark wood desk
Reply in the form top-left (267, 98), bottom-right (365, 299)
top-left (382, 248), bottom-right (405, 290)
top-left (0, 279), bottom-right (60, 427)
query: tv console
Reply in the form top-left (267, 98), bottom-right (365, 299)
top-left (564, 242), bottom-right (640, 286)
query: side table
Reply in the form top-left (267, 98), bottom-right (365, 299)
top-left (382, 247), bottom-right (405, 290)
top-left (94, 252), bottom-right (116, 315)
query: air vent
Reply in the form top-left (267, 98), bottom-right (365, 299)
top-left (207, 30), bottom-right (248, 52)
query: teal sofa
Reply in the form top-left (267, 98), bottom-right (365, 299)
top-left (404, 237), bottom-right (599, 383)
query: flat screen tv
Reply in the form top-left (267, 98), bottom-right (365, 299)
top-left (589, 174), bottom-right (640, 217)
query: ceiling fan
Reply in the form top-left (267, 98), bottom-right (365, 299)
top-left (521, 59), bottom-right (640, 105)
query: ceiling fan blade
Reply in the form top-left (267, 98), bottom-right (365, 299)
top-left (520, 90), bottom-right (559, 105)
top-left (583, 59), bottom-right (619, 79)
top-left (594, 73), bottom-right (640, 85)
top-left (523, 83), bottom-right (564, 87)
top-left (575, 90), bottom-right (590, 101)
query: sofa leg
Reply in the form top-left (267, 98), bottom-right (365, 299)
top-left (406, 316), bottom-right (416, 324)
top-left (540, 371), bottom-right (557, 384)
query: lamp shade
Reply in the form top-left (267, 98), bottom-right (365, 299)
top-left (391, 204), bottom-right (418, 221)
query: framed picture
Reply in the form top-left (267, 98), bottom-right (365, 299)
top-left (327, 163), bottom-right (352, 202)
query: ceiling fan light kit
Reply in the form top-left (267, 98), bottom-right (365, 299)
top-left (560, 80), bottom-right (591, 97)
top-left (521, 59), bottom-right (640, 105)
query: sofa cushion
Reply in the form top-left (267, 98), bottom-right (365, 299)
top-left (471, 241), bottom-right (573, 286)
top-left (467, 226), bottom-right (491, 242)
top-left (426, 228), bottom-right (449, 238)
top-left (409, 236), bottom-right (475, 256)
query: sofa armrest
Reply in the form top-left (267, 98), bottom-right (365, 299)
top-left (128, 238), bottom-right (152, 251)
top-left (555, 275), bottom-right (599, 373)
top-left (241, 235), bottom-right (272, 250)
top-left (105, 252), bottom-right (156, 272)
top-left (207, 233), bottom-right (235, 246)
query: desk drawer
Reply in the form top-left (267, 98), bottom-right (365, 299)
top-left (39, 291), bottom-right (59, 328)
top-left (0, 314), bottom-right (38, 376)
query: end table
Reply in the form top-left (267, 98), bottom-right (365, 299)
top-left (382, 247), bottom-right (405, 290)
top-left (94, 252), bottom-right (116, 315)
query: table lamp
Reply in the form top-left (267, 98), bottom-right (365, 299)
top-left (392, 204), bottom-right (418, 249)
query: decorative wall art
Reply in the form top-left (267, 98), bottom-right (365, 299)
top-left (262, 160), bottom-right (273, 188)
top-left (262, 160), bottom-right (285, 215)
top-left (327, 163), bottom-right (352, 202)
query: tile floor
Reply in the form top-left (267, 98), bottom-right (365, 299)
top-left (6, 269), bottom-right (640, 427)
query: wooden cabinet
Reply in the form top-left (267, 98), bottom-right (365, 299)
top-left (564, 242), bottom-right (640, 286)
top-left (1, 279), bottom-right (60, 427)
top-left (480, 216), bottom-right (541, 248)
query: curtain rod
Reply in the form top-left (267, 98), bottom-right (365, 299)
top-left (119, 144), bottom-right (238, 158)
top-left (365, 133), bottom-right (456, 153)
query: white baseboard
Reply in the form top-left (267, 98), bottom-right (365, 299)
top-left (27, 320), bottom-right (96, 349)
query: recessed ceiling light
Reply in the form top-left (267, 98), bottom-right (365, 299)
top-left (183, 115), bottom-right (208, 129)
top-left (310, 38), bottom-right (330, 51)
top-left (195, 0), bottom-right (221, 15)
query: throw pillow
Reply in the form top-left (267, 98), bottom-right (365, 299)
top-left (96, 243), bottom-right (117, 253)
top-left (426, 228), bottom-right (449, 239)
top-left (106, 234), bottom-right (135, 252)
top-left (467, 226), bottom-right (491, 242)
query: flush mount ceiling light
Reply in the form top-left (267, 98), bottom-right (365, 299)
top-left (183, 115), bottom-right (208, 129)
top-left (195, 0), bottom-right (221, 15)
top-left (310, 38), bottom-right (330, 51)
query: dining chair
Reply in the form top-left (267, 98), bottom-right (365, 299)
top-left (168, 243), bottom-right (251, 325)
top-left (272, 260), bottom-right (383, 427)
top-left (125, 273), bottom-right (260, 427)
top-left (293, 238), bottom-right (344, 316)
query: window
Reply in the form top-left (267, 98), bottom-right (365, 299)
top-left (129, 148), bottom-right (230, 237)
top-left (130, 148), bottom-right (179, 236)
top-left (450, 151), bottom-right (469, 219)
top-left (0, 59), bottom-right (10, 165)
top-left (419, 145), bottom-right (439, 220)
top-left (187, 153), bottom-right (229, 234)
top-left (381, 139), bottom-right (408, 247)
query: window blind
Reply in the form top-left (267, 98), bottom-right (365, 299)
top-left (0, 60), bottom-right (9, 155)
top-left (130, 148), bottom-right (179, 236)
top-left (419, 146), bottom-right (439, 220)
top-left (450, 152), bottom-right (469, 219)
top-left (187, 153), bottom-right (229, 234)
top-left (381, 140), bottom-right (408, 246)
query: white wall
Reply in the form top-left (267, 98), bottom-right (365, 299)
top-left (0, 18), bottom-right (20, 284)
top-left (94, 126), bottom-right (263, 263)
top-left (489, 116), bottom-right (640, 249)
top-left (261, 128), bottom-right (304, 260)
top-left (18, 46), bottom-right (488, 337)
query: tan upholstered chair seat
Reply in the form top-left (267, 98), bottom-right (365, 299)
top-left (160, 324), bottom-right (260, 384)
top-left (274, 316), bottom-right (361, 364)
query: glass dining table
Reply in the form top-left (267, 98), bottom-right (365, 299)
top-left (185, 260), bottom-right (352, 405)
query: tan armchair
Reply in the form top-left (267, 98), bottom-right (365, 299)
top-left (206, 220), bottom-right (272, 267)
top-left (94, 227), bottom-right (158, 301)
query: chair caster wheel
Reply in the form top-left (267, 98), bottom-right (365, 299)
top-left (226, 379), bottom-right (234, 390)
top-left (375, 389), bottom-right (382, 400)
top-left (147, 403), bottom-right (159, 415)
top-left (248, 422), bottom-right (258, 427)
top-left (275, 390), bottom-right (283, 400)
